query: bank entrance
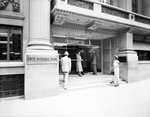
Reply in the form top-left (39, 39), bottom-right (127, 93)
top-left (53, 35), bottom-right (119, 90)
top-left (54, 43), bottom-right (101, 74)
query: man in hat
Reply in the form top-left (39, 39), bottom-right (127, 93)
top-left (61, 51), bottom-right (71, 90)
top-left (110, 55), bottom-right (120, 87)
top-left (91, 50), bottom-right (98, 75)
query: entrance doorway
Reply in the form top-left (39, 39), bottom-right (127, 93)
top-left (54, 44), bottom-right (101, 74)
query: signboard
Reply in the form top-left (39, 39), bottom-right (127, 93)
top-left (26, 55), bottom-right (58, 64)
top-left (53, 37), bottom-right (85, 45)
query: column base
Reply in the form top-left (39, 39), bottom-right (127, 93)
top-left (118, 50), bottom-right (139, 83)
top-left (25, 47), bottom-right (59, 100)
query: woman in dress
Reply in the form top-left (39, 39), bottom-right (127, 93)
top-left (76, 51), bottom-right (83, 77)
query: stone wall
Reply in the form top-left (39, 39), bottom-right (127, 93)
top-left (138, 62), bottom-right (150, 80)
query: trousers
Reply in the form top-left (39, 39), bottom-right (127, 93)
top-left (63, 72), bottom-right (69, 89)
top-left (92, 64), bottom-right (97, 75)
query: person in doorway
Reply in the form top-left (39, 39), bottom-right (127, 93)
top-left (91, 50), bottom-right (97, 75)
top-left (76, 50), bottom-right (83, 77)
top-left (110, 55), bottom-right (120, 87)
top-left (61, 51), bottom-right (71, 90)
top-left (80, 50), bottom-right (85, 75)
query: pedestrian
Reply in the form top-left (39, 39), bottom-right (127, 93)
top-left (61, 51), bottom-right (71, 90)
top-left (80, 50), bottom-right (85, 75)
top-left (76, 50), bottom-right (83, 77)
top-left (91, 50), bottom-right (97, 75)
top-left (110, 55), bottom-right (120, 87)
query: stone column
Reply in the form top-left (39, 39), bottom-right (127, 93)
top-left (143, 0), bottom-right (150, 17)
top-left (102, 39), bottom-right (111, 74)
top-left (25, 0), bottom-right (59, 100)
top-left (118, 32), bottom-right (133, 51)
top-left (28, 0), bottom-right (52, 49)
top-left (118, 31), bottom-right (139, 83)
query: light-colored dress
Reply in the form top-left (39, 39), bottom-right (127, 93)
top-left (76, 54), bottom-right (83, 72)
top-left (113, 60), bottom-right (120, 84)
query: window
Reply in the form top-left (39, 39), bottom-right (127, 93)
top-left (0, 26), bottom-right (22, 61)
top-left (132, 0), bottom-right (138, 13)
top-left (136, 50), bottom-right (150, 61)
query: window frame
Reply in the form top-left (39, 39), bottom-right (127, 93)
top-left (0, 25), bottom-right (23, 62)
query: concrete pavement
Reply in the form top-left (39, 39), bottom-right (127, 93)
top-left (0, 79), bottom-right (150, 117)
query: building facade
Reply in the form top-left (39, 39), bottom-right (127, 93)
top-left (0, 0), bottom-right (150, 99)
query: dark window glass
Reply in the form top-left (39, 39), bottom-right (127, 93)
top-left (0, 26), bottom-right (22, 61)
top-left (132, 0), bottom-right (138, 13)
top-left (0, 27), bottom-right (8, 60)
top-left (136, 50), bottom-right (150, 61)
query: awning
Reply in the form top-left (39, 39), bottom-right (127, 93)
top-left (134, 41), bottom-right (150, 51)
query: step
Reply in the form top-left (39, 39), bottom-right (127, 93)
top-left (59, 74), bottom-right (126, 91)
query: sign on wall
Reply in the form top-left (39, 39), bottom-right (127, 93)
top-left (26, 55), bottom-right (58, 64)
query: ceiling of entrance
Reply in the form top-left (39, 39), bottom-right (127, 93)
top-left (51, 10), bottom-right (150, 40)
top-left (51, 10), bottom-right (130, 40)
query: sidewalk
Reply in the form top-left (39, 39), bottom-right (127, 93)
top-left (59, 73), bottom-right (126, 90)
top-left (0, 78), bottom-right (150, 117)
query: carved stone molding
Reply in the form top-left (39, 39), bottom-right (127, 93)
top-left (12, 0), bottom-right (20, 12)
top-left (86, 21), bottom-right (101, 30)
top-left (0, 0), bottom-right (20, 12)
top-left (0, 0), bottom-right (9, 10)
top-left (53, 14), bottom-right (67, 25)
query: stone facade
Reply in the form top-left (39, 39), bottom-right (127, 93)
top-left (0, 0), bottom-right (150, 99)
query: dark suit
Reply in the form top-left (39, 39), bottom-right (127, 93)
top-left (92, 52), bottom-right (97, 75)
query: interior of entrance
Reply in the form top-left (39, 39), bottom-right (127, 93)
top-left (54, 44), bottom-right (101, 74)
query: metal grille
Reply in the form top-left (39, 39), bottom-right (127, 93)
top-left (0, 74), bottom-right (24, 98)
top-left (68, 0), bottom-right (93, 10)
top-left (135, 16), bottom-right (150, 25)
top-left (102, 6), bottom-right (129, 19)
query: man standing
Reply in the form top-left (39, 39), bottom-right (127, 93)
top-left (92, 50), bottom-right (97, 75)
top-left (61, 51), bottom-right (71, 90)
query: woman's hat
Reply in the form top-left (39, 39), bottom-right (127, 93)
top-left (64, 51), bottom-right (69, 55)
